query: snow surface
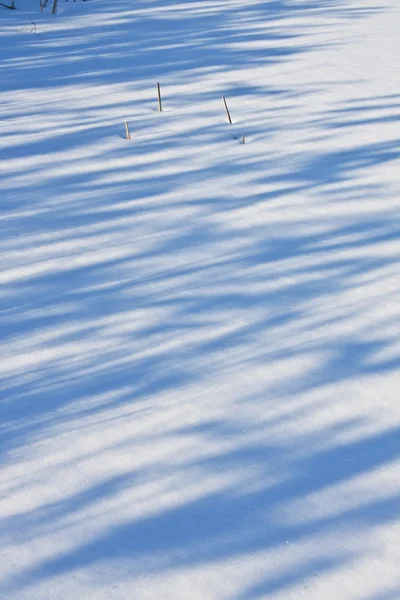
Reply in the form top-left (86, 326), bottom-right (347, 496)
top-left (1, 0), bottom-right (400, 598)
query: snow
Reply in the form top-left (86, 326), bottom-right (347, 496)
top-left (1, 0), bottom-right (400, 598)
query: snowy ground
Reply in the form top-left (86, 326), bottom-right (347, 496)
top-left (1, 0), bottom-right (400, 598)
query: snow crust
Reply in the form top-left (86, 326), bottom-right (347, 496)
top-left (1, 0), bottom-right (400, 598)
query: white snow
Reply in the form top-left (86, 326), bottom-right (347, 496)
top-left (1, 0), bottom-right (400, 598)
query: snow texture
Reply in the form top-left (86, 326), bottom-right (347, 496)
top-left (1, 0), bottom-right (400, 598)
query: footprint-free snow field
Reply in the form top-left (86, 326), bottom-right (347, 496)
top-left (1, 1), bottom-right (400, 598)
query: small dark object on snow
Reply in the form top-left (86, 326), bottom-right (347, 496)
top-left (0, 1), bottom-right (16, 9)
